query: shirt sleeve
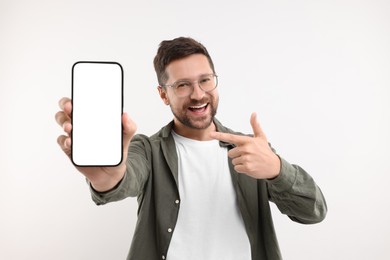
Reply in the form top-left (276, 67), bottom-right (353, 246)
top-left (89, 134), bottom-right (152, 205)
top-left (266, 156), bottom-right (328, 224)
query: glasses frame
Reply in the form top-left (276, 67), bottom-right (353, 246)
top-left (163, 74), bottom-right (218, 97)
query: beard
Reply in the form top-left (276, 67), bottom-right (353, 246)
top-left (170, 96), bottom-right (218, 130)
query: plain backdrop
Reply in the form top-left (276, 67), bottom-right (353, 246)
top-left (1, 0), bottom-right (389, 259)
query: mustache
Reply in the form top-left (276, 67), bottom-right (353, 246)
top-left (185, 98), bottom-right (210, 107)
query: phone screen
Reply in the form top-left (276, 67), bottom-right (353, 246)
top-left (71, 61), bottom-right (123, 166)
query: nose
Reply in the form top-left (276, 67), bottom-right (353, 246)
top-left (190, 82), bottom-right (205, 100)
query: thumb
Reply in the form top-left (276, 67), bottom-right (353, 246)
top-left (122, 112), bottom-right (137, 148)
top-left (250, 112), bottom-right (266, 139)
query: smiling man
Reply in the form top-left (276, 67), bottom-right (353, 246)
top-left (56, 37), bottom-right (327, 260)
top-left (158, 53), bottom-right (219, 139)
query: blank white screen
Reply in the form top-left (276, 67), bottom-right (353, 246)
top-left (71, 62), bottom-right (123, 166)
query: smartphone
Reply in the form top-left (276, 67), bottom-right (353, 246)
top-left (71, 61), bottom-right (123, 166)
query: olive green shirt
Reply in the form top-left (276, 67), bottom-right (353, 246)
top-left (90, 119), bottom-right (327, 260)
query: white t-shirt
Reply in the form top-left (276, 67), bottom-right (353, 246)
top-left (166, 131), bottom-right (251, 260)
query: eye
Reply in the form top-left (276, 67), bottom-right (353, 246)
top-left (199, 76), bottom-right (211, 84)
top-left (175, 81), bottom-right (191, 89)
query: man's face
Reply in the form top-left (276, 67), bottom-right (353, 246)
top-left (159, 54), bottom-right (219, 131)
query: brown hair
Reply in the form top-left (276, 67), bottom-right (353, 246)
top-left (153, 37), bottom-right (215, 86)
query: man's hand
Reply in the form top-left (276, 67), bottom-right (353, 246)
top-left (55, 97), bottom-right (137, 192)
top-left (210, 113), bottom-right (281, 180)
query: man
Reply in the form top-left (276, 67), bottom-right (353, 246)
top-left (56, 37), bottom-right (327, 260)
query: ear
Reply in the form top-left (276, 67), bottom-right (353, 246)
top-left (158, 86), bottom-right (170, 105)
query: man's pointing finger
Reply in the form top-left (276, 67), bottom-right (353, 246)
top-left (210, 132), bottom-right (245, 145)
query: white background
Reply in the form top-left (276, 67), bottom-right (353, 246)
top-left (1, 0), bottom-right (389, 259)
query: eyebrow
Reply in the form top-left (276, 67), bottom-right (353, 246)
top-left (175, 73), bottom-right (214, 82)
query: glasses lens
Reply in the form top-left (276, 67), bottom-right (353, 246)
top-left (173, 81), bottom-right (192, 97)
top-left (171, 74), bottom-right (218, 97)
top-left (199, 75), bottom-right (217, 91)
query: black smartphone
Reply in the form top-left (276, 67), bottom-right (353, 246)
top-left (71, 61), bottom-right (123, 166)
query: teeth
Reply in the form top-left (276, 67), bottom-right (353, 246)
top-left (189, 104), bottom-right (207, 109)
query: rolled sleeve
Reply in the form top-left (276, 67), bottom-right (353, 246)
top-left (267, 157), bottom-right (297, 192)
top-left (89, 172), bottom-right (129, 205)
top-left (266, 157), bottom-right (327, 224)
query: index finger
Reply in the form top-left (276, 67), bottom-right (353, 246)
top-left (59, 97), bottom-right (72, 116)
top-left (209, 132), bottom-right (246, 146)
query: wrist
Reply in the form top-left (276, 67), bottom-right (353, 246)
top-left (268, 154), bottom-right (281, 180)
top-left (90, 169), bottom-right (125, 193)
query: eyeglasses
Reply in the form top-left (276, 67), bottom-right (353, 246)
top-left (163, 74), bottom-right (218, 97)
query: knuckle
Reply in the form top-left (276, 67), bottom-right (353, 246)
top-left (247, 166), bottom-right (255, 173)
top-left (57, 136), bottom-right (66, 148)
top-left (55, 111), bottom-right (63, 123)
top-left (232, 158), bottom-right (238, 165)
top-left (228, 149), bottom-right (237, 157)
top-left (57, 136), bottom-right (63, 145)
top-left (234, 165), bottom-right (242, 173)
top-left (59, 97), bottom-right (68, 109)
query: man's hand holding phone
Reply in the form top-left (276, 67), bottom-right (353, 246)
top-left (55, 97), bottom-right (137, 192)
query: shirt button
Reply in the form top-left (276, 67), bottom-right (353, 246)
top-left (168, 228), bottom-right (173, 233)
top-left (175, 199), bottom-right (180, 204)
top-left (162, 255), bottom-right (165, 259)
